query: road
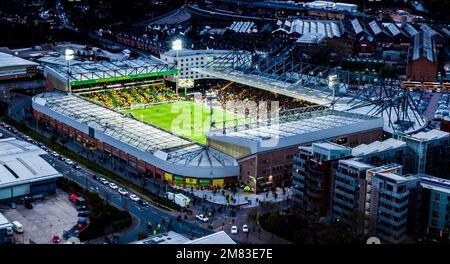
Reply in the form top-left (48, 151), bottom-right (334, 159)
top-left (0, 125), bottom-right (214, 244)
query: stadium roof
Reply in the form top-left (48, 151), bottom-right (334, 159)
top-left (0, 138), bottom-right (61, 189)
top-left (32, 92), bottom-right (239, 176)
top-left (44, 57), bottom-right (176, 86)
top-left (161, 49), bottom-right (231, 58)
top-left (0, 52), bottom-right (39, 69)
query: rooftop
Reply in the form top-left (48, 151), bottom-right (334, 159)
top-left (412, 31), bottom-right (437, 63)
top-left (132, 231), bottom-right (235, 244)
top-left (185, 231), bottom-right (236, 244)
top-left (0, 138), bottom-right (61, 189)
top-left (132, 231), bottom-right (190, 244)
top-left (352, 138), bottom-right (406, 157)
top-left (420, 175), bottom-right (450, 195)
top-left (0, 213), bottom-right (10, 227)
top-left (0, 52), bottom-right (39, 69)
top-left (411, 129), bottom-right (449, 141)
top-left (340, 159), bottom-right (373, 170)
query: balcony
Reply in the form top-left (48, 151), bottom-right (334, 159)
top-left (334, 188), bottom-right (356, 201)
top-left (335, 180), bottom-right (356, 192)
top-left (378, 214), bottom-right (408, 227)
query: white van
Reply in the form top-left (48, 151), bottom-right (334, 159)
top-left (11, 221), bottom-right (23, 233)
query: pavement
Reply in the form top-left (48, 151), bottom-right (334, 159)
top-left (1, 189), bottom-right (78, 244)
top-left (176, 186), bottom-right (293, 207)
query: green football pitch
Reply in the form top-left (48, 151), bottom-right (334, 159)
top-left (121, 101), bottom-right (244, 143)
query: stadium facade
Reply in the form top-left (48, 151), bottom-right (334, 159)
top-left (32, 90), bottom-right (384, 192)
top-left (32, 91), bottom-right (239, 189)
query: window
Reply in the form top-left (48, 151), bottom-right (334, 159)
top-left (386, 184), bottom-right (393, 191)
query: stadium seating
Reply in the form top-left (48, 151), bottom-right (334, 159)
top-left (81, 84), bottom-right (181, 108)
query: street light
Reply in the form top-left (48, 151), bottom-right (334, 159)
top-left (172, 39), bottom-right (182, 95)
top-left (65, 48), bottom-right (74, 93)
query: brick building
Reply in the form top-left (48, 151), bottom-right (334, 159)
top-left (406, 31), bottom-right (438, 82)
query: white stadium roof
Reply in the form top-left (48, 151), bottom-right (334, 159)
top-left (0, 138), bottom-right (61, 189)
top-left (207, 108), bottom-right (384, 154)
top-left (32, 92), bottom-right (239, 178)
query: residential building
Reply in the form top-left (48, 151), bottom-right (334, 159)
top-left (293, 142), bottom-right (351, 216)
top-left (366, 165), bottom-right (421, 243)
top-left (419, 175), bottom-right (450, 238)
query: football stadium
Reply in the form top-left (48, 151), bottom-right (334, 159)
top-left (33, 54), bottom-right (384, 192)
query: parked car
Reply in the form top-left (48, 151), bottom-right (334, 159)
top-left (92, 175), bottom-right (100, 181)
top-left (129, 194), bottom-right (140, 202)
top-left (196, 214), bottom-right (209, 223)
top-left (10, 202), bottom-right (17, 209)
top-left (101, 179), bottom-right (109, 185)
top-left (118, 188), bottom-right (128, 196)
top-left (242, 224), bottom-right (249, 233)
top-left (65, 159), bottom-right (74, 165)
top-left (78, 211), bottom-right (90, 217)
top-left (109, 183), bottom-right (118, 190)
top-left (231, 225), bottom-right (238, 234)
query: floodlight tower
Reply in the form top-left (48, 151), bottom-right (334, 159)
top-left (172, 39), bottom-right (182, 95)
top-left (65, 48), bottom-right (74, 93)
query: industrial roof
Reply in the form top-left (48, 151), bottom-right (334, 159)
top-left (0, 52), bottom-right (39, 69)
top-left (352, 138), bottom-right (406, 157)
top-left (229, 21), bottom-right (257, 33)
top-left (286, 19), bottom-right (342, 38)
top-left (313, 141), bottom-right (351, 151)
top-left (403, 24), bottom-right (418, 37)
top-left (0, 138), bottom-right (61, 189)
top-left (32, 92), bottom-right (238, 170)
top-left (412, 31), bottom-right (436, 63)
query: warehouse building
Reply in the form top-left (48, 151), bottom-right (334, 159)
top-left (0, 137), bottom-right (62, 203)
